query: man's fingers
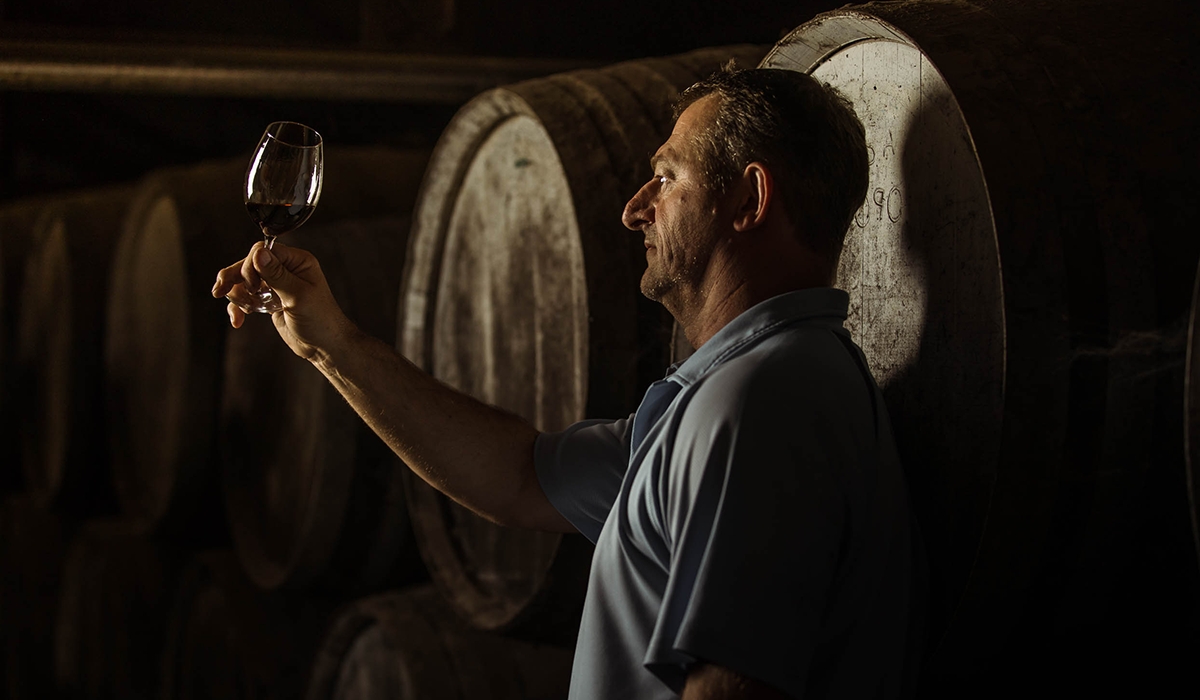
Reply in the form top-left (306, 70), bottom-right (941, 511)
top-left (252, 245), bottom-right (305, 300)
top-left (227, 301), bottom-right (246, 328)
top-left (214, 242), bottom-right (269, 298)
top-left (213, 259), bottom-right (248, 298)
top-left (240, 242), bottom-right (265, 291)
top-left (225, 281), bottom-right (249, 304)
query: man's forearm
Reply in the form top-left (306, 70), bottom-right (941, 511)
top-left (310, 325), bottom-right (569, 531)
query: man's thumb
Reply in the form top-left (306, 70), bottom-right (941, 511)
top-left (252, 246), bottom-right (298, 292)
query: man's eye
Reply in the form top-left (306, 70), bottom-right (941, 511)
top-left (658, 175), bottom-right (669, 184)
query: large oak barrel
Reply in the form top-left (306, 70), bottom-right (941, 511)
top-left (220, 216), bottom-right (423, 592)
top-left (108, 147), bottom-right (430, 542)
top-left (54, 520), bottom-right (184, 700)
top-left (1189, 258), bottom-right (1200, 565)
top-left (160, 549), bottom-right (336, 700)
top-left (105, 157), bottom-right (250, 541)
top-left (0, 495), bottom-right (75, 700)
top-left (305, 585), bottom-right (574, 700)
top-left (761, 1), bottom-right (1200, 694)
top-left (399, 45), bottom-right (767, 643)
top-left (14, 185), bottom-right (137, 514)
top-left (0, 201), bottom-right (51, 491)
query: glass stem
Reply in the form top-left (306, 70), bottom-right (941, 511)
top-left (258, 232), bottom-right (278, 298)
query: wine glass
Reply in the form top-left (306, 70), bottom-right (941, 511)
top-left (237, 121), bottom-right (323, 314)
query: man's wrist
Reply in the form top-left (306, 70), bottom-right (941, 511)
top-left (308, 317), bottom-right (365, 375)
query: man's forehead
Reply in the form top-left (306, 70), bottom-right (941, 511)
top-left (651, 94), bottom-right (719, 166)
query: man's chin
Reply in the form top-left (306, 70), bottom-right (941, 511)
top-left (640, 272), bottom-right (669, 302)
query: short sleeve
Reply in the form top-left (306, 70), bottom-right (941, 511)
top-left (535, 416), bottom-right (633, 543)
top-left (642, 367), bottom-right (856, 697)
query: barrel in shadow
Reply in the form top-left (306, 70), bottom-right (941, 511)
top-left (160, 549), bottom-right (337, 700)
top-left (0, 495), bottom-right (76, 700)
top-left (1189, 257), bottom-right (1200, 566)
top-left (762, 1), bottom-right (1200, 694)
top-left (0, 201), bottom-right (49, 491)
top-left (54, 519), bottom-right (184, 700)
top-left (305, 585), bottom-right (574, 700)
top-left (220, 216), bottom-right (422, 593)
top-left (12, 185), bottom-right (138, 515)
top-left (107, 147), bottom-right (430, 544)
top-left (399, 45), bottom-right (767, 645)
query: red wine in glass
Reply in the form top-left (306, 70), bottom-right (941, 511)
top-left (245, 202), bottom-right (316, 239)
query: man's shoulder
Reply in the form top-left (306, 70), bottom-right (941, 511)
top-left (695, 325), bottom-right (855, 394)
top-left (673, 325), bottom-right (863, 434)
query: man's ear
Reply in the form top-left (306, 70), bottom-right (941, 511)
top-left (732, 162), bottom-right (774, 232)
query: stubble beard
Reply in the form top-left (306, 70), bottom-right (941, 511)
top-left (640, 246), bottom-right (704, 312)
top-left (640, 212), bottom-right (719, 309)
top-left (640, 260), bottom-right (672, 301)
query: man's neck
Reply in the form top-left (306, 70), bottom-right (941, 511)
top-left (671, 244), bottom-right (833, 349)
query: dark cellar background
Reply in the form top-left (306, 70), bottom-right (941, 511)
top-left (3, 0), bottom-right (1200, 698)
top-left (0, 0), bottom-right (834, 202)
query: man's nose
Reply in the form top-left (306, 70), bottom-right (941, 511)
top-left (622, 179), bottom-right (656, 231)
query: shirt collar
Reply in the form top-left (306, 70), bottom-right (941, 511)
top-left (667, 287), bottom-right (850, 387)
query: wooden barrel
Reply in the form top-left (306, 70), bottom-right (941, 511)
top-left (1189, 258), bottom-right (1200, 566)
top-left (220, 216), bottom-right (423, 592)
top-left (0, 201), bottom-right (50, 491)
top-left (305, 585), bottom-right (574, 700)
top-left (107, 147), bottom-right (430, 541)
top-left (0, 495), bottom-right (76, 700)
top-left (160, 549), bottom-right (337, 700)
top-left (14, 185), bottom-right (137, 514)
top-left (54, 520), bottom-right (184, 700)
top-left (399, 44), bottom-right (767, 643)
top-left (761, 1), bottom-right (1200, 693)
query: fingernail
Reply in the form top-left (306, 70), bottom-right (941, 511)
top-left (228, 307), bottom-right (236, 327)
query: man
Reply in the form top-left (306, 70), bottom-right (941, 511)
top-left (215, 67), bottom-right (926, 699)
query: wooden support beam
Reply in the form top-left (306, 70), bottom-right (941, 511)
top-left (0, 40), bottom-right (599, 103)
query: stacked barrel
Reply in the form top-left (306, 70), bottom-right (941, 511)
top-left (757, 1), bottom-right (1200, 697)
top-left (0, 45), bottom-right (764, 699)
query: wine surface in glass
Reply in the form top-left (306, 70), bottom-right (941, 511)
top-left (246, 201), bottom-right (315, 238)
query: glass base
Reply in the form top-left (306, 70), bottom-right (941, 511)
top-left (230, 287), bottom-right (282, 314)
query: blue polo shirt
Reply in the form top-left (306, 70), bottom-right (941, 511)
top-left (535, 287), bottom-right (926, 699)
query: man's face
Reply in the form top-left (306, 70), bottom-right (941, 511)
top-left (622, 94), bottom-right (728, 305)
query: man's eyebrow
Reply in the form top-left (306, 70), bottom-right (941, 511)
top-left (649, 148), bottom-right (676, 171)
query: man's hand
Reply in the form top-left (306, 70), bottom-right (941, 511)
top-left (212, 241), bottom-right (357, 361)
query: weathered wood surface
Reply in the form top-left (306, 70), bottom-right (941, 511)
top-left (400, 45), bottom-right (768, 642)
top-left (1188, 259), bottom-right (1200, 572)
top-left (0, 200), bottom-right (52, 491)
top-left (0, 39), bottom-right (599, 103)
top-left (160, 549), bottom-right (337, 700)
top-left (107, 158), bottom-right (247, 539)
top-left (14, 185), bottom-right (136, 514)
top-left (305, 585), bottom-right (573, 700)
top-left (0, 496), bottom-right (76, 700)
top-left (763, 0), bottom-right (1199, 694)
top-left (54, 520), bottom-right (184, 700)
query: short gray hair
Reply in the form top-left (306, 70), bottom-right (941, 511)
top-left (675, 66), bottom-right (869, 265)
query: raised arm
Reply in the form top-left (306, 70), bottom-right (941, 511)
top-left (213, 241), bottom-right (575, 533)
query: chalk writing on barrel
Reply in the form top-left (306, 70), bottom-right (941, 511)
top-left (853, 185), bottom-right (904, 228)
